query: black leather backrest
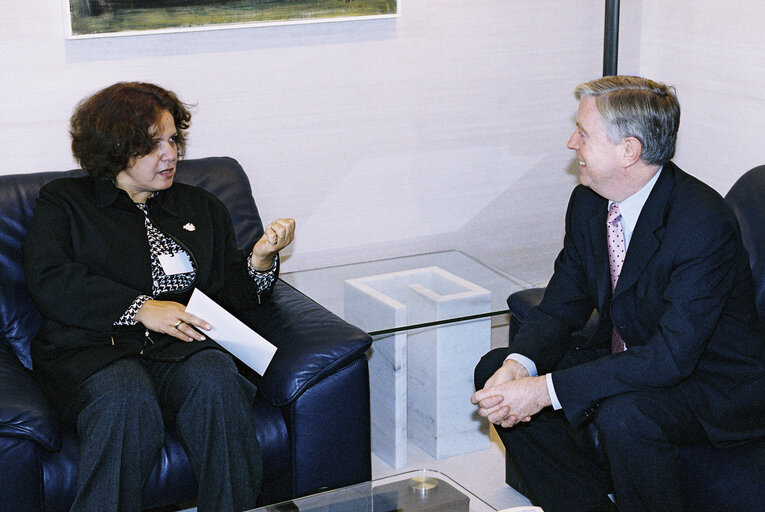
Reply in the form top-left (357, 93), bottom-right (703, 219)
top-left (173, 157), bottom-right (264, 252)
top-left (0, 156), bottom-right (263, 369)
top-left (725, 165), bottom-right (765, 318)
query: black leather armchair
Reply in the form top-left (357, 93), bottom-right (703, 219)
top-left (0, 157), bottom-right (373, 511)
top-left (505, 165), bottom-right (765, 512)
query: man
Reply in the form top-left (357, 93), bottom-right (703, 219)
top-left (471, 76), bottom-right (765, 512)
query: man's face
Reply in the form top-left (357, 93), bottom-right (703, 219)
top-left (566, 96), bottom-right (625, 199)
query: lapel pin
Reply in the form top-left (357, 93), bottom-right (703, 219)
top-left (183, 223), bottom-right (196, 232)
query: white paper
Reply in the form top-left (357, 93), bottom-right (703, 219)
top-left (185, 288), bottom-right (277, 375)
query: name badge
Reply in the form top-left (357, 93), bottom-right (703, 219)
top-left (158, 252), bottom-right (193, 275)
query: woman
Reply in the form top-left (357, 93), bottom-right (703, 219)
top-left (23, 82), bottom-right (295, 512)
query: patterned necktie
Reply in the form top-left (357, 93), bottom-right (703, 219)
top-left (607, 203), bottom-right (627, 352)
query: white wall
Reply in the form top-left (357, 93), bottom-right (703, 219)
top-left (637, 0), bottom-right (765, 194)
top-left (3, 0), bottom-right (760, 285)
top-left (0, 0), bottom-right (606, 284)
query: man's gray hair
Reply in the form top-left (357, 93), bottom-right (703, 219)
top-left (574, 76), bottom-right (680, 165)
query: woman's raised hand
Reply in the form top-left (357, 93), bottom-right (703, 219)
top-left (251, 218), bottom-right (295, 269)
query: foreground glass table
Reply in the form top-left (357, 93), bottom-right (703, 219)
top-left (249, 469), bottom-right (497, 511)
top-left (281, 250), bottom-right (532, 335)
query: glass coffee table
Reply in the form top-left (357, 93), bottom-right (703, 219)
top-left (248, 469), bottom-right (497, 511)
top-left (281, 250), bottom-right (532, 335)
top-left (282, 251), bottom-right (533, 470)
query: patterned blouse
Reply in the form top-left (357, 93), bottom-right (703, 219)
top-left (115, 202), bottom-right (277, 326)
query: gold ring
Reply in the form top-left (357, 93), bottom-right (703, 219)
top-left (173, 320), bottom-right (183, 328)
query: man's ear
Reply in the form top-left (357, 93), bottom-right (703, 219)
top-left (621, 136), bottom-right (643, 167)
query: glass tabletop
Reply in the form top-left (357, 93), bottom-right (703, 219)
top-left (248, 469), bottom-right (497, 512)
top-left (281, 251), bottom-right (532, 335)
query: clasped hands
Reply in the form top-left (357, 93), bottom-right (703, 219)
top-left (470, 359), bottom-right (552, 428)
top-left (135, 218), bottom-right (296, 342)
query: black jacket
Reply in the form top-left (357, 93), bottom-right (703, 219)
top-left (23, 176), bottom-right (276, 407)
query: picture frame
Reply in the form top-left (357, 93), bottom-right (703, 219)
top-left (63, 0), bottom-right (399, 39)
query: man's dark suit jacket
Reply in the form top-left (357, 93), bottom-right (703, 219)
top-left (23, 177), bottom-right (275, 409)
top-left (510, 162), bottom-right (765, 446)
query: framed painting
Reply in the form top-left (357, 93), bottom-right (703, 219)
top-left (63, 0), bottom-right (399, 39)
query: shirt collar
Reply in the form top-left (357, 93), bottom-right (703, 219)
top-left (609, 167), bottom-right (662, 248)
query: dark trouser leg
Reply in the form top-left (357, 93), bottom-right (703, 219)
top-left (495, 410), bottom-right (614, 512)
top-left (594, 389), bottom-right (707, 512)
top-left (474, 348), bottom-right (614, 512)
top-left (144, 349), bottom-right (263, 512)
top-left (66, 358), bottom-right (165, 512)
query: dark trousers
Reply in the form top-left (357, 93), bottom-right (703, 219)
top-left (475, 348), bottom-right (708, 512)
top-left (64, 349), bottom-right (263, 512)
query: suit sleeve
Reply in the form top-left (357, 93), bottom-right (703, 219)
top-left (510, 186), bottom-right (601, 373)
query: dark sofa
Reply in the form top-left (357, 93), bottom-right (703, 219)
top-left (0, 156), bottom-right (373, 511)
top-left (505, 165), bottom-right (765, 511)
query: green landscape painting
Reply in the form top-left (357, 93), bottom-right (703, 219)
top-left (66, 0), bottom-right (398, 38)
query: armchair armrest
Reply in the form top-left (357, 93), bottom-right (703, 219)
top-left (507, 287), bottom-right (546, 321)
top-left (241, 281), bottom-right (372, 407)
top-left (507, 288), bottom-right (546, 342)
top-left (0, 342), bottom-right (61, 451)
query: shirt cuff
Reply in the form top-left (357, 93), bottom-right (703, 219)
top-left (247, 252), bottom-right (278, 293)
top-left (546, 373), bottom-right (563, 410)
top-left (505, 353), bottom-right (538, 377)
top-left (115, 295), bottom-right (152, 326)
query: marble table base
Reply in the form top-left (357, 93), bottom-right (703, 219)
top-left (345, 267), bottom-right (491, 469)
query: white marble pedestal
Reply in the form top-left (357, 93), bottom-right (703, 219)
top-left (344, 266), bottom-right (491, 469)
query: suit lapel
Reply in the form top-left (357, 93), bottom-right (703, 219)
top-left (613, 164), bottom-right (676, 298)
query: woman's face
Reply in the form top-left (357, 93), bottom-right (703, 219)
top-left (114, 110), bottom-right (178, 203)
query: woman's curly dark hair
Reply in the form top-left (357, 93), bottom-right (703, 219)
top-left (70, 82), bottom-right (192, 179)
